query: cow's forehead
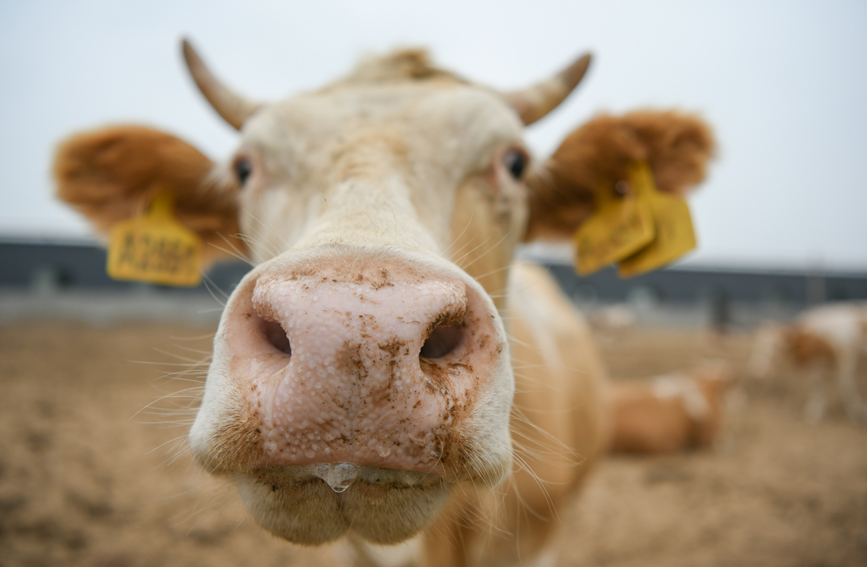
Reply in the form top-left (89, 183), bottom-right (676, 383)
top-left (239, 82), bottom-right (525, 176)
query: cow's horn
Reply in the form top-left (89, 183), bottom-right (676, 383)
top-left (182, 39), bottom-right (261, 130)
top-left (505, 53), bottom-right (592, 126)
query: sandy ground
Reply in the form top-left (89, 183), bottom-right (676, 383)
top-left (1, 321), bottom-right (865, 567)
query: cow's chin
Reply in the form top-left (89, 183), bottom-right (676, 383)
top-left (235, 465), bottom-right (453, 545)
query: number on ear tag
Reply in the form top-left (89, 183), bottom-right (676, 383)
top-left (107, 193), bottom-right (202, 287)
top-left (618, 162), bottom-right (696, 278)
top-left (573, 172), bottom-right (655, 276)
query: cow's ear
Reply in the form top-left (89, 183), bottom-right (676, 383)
top-left (524, 110), bottom-right (715, 242)
top-left (54, 125), bottom-right (247, 265)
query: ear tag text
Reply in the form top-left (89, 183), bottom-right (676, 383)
top-left (107, 192), bottom-right (202, 287)
top-left (573, 169), bottom-right (655, 276)
top-left (617, 161), bottom-right (696, 277)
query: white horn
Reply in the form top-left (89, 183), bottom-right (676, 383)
top-left (505, 53), bottom-right (592, 126)
top-left (182, 38), bottom-right (261, 130)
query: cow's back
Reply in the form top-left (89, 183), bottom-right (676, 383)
top-left (799, 303), bottom-right (867, 349)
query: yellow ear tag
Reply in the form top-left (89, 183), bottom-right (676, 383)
top-left (573, 170), bottom-right (655, 276)
top-left (617, 162), bottom-right (696, 278)
top-left (107, 193), bottom-right (202, 287)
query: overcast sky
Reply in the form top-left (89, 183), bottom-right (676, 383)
top-left (2, 0), bottom-right (866, 271)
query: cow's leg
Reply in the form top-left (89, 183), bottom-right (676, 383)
top-left (834, 348), bottom-right (867, 421)
top-left (420, 490), bottom-right (562, 567)
top-left (420, 498), bottom-right (472, 567)
top-left (804, 365), bottom-right (828, 423)
top-left (346, 533), bottom-right (422, 567)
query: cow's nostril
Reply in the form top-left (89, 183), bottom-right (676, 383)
top-left (262, 319), bottom-right (292, 355)
top-left (420, 325), bottom-right (463, 359)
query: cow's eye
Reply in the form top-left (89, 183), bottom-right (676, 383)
top-left (233, 157), bottom-right (253, 186)
top-left (502, 149), bottom-right (527, 180)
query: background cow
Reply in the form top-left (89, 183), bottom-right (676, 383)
top-left (54, 40), bottom-right (715, 566)
top-left (749, 302), bottom-right (867, 422)
top-left (609, 361), bottom-right (732, 454)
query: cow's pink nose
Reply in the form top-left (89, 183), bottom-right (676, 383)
top-left (219, 258), bottom-right (503, 477)
top-left (253, 274), bottom-right (468, 362)
top-left (258, 307), bottom-right (464, 359)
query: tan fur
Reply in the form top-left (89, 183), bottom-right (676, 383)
top-left (524, 110), bottom-right (715, 241)
top-left (339, 49), bottom-right (462, 85)
top-left (448, 168), bottom-right (528, 312)
top-left (420, 263), bottom-right (608, 566)
top-left (53, 47), bottom-right (719, 566)
top-left (54, 125), bottom-right (247, 264)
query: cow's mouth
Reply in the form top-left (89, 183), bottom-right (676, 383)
top-left (236, 464), bottom-right (452, 545)
top-left (253, 462), bottom-right (445, 493)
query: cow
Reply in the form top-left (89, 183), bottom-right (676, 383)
top-left (54, 40), bottom-right (715, 566)
top-left (609, 361), bottom-right (732, 454)
top-left (748, 303), bottom-right (867, 422)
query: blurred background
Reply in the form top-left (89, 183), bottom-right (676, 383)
top-left (1, 1), bottom-right (865, 566)
top-left (2, 0), bottom-right (866, 327)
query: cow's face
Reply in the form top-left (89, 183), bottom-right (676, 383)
top-left (54, 41), bottom-right (713, 547)
top-left (235, 84), bottom-right (527, 270)
top-left (194, 91), bottom-right (522, 545)
top-left (179, 47), bottom-right (588, 545)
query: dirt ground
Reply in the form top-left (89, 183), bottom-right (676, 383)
top-left (1, 321), bottom-right (865, 567)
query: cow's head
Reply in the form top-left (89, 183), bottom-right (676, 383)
top-left (54, 40), bottom-right (713, 545)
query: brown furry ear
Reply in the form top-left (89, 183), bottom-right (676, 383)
top-left (54, 125), bottom-right (247, 265)
top-left (524, 110), bottom-right (715, 242)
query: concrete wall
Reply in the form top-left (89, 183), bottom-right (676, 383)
top-left (2, 240), bottom-right (866, 329)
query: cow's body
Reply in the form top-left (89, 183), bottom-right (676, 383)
top-left (442, 261), bottom-right (607, 565)
top-left (749, 303), bottom-right (867, 422)
top-left (609, 362), bottom-right (730, 454)
top-left (55, 42), bottom-right (715, 566)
